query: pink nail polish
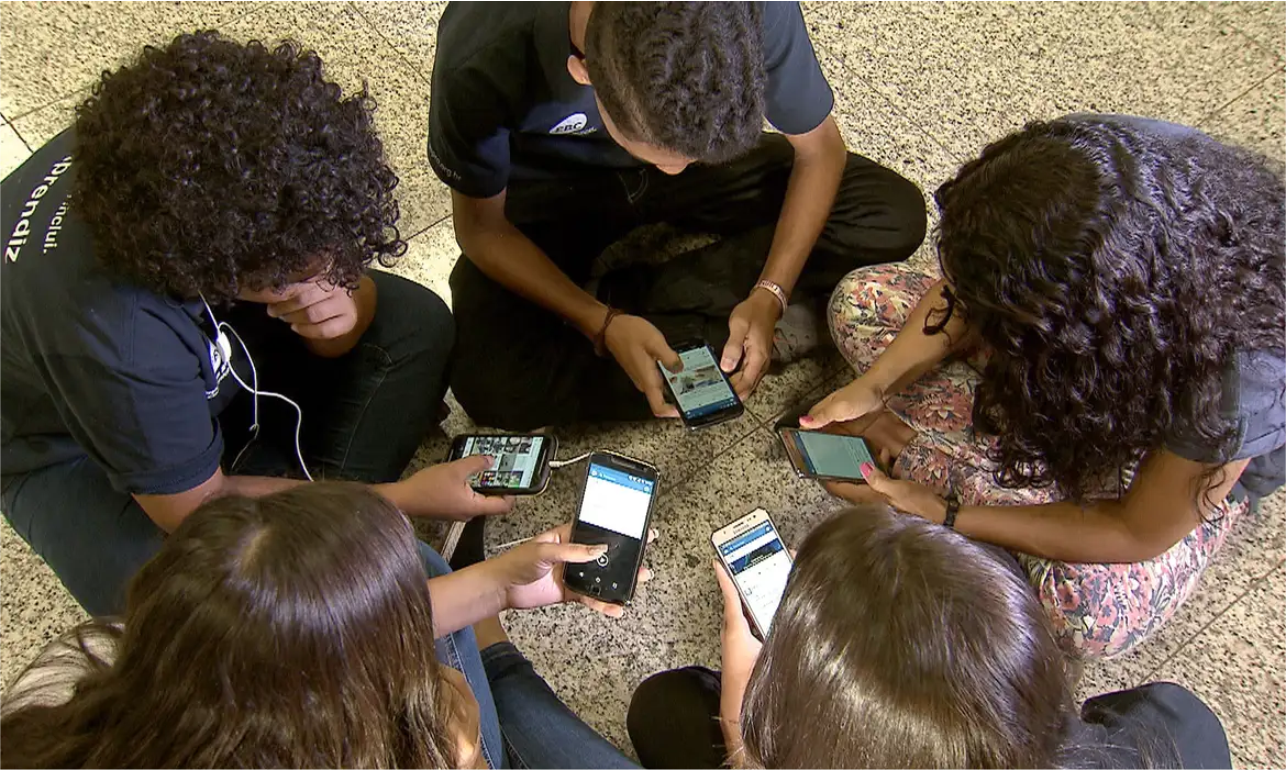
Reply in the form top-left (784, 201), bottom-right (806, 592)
top-left (860, 462), bottom-right (873, 478)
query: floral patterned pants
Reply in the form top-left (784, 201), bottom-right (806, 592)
top-left (828, 264), bottom-right (1249, 659)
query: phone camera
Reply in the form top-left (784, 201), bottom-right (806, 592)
top-left (590, 585), bottom-right (601, 596)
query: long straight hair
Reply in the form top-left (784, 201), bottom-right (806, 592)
top-left (740, 506), bottom-right (1075, 768)
top-left (1, 483), bottom-right (460, 768)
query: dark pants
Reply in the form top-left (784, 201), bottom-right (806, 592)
top-left (627, 667), bottom-right (727, 769)
top-left (2, 271), bottom-right (454, 616)
top-left (450, 134), bottom-right (927, 429)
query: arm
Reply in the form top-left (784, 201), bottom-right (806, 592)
top-left (954, 453), bottom-right (1251, 563)
top-left (452, 190), bottom-right (608, 339)
top-left (133, 468), bottom-right (303, 533)
top-left (759, 116), bottom-right (848, 296)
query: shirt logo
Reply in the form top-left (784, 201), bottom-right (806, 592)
top-left (205, 332), bottom-right (233, 399)
top-left (550, 113), bottom-right (590, 135)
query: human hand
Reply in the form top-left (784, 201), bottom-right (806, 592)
top-left (713, 559), bottom-right (762, 726)
top-left (603, 314), bottom-right (682, 419)
top-left (825, 462), bottom-right (948, 523)
top-left (395, 456), bottom-right (516, 520)
top-left (722, 290), bottom-right (781, 399)
top-left (496, 524), bottom-right (655, 618)
top-left (799, 376), bottom-right (886, 432)
top-left (265, 275), bottom-right (367, 340)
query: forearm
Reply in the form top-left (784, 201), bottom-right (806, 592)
top-left (136, 472), bottom-right (304, 533)
top-left (956, 499), bottom-right (1171, 563)
top-left (427, 562), bottom-right (509, 637)
top-left (863, 280), bottom-right (974, 395)
top-left (760, 125), bottom-right (846, 294)
top-left (460, 217), bottom-right (607, 338)
top-left (302, 274), bottom-right (377, 358)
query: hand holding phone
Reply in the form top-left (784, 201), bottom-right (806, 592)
top-left (449, 434), bottom-right (556, 495)
top-left (658, 340), bottom-right (745, 429)
top-left (778, 427), bottom-right (879, 483)
top-left (563, 452), bottom-right (660, 605)
top-left (711, 508), bottom-right (793, 637)
top-left (602, 314), bottom-right (682, 419)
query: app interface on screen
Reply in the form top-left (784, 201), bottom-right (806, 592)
top-left (578, 463), bottom-right (654, 541)
top-left (718, 519), bottom-right (791, 632)
top-left (462, 436), bottom-right (546, 489)
top-left (659, 346), bottom-right (738, 419)
top-left (794, 432), bottom-right (875, 479)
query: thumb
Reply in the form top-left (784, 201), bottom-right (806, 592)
top-left (860, 462), bottom-right (892, 492)
top-left (800, 394), bottom-right (848, 430)
top-left (653, 340), bottom-right (683, 374)
top-left (453, 454), bottom-right (497, 476)
top-left (721, 319), bottom-right (747, 373)
top-left (540, 541), bottom-right (608, 566)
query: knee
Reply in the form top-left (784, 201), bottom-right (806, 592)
top-left (627, 670), bottom-right (693, 741)
top-left (368, 271), bottom-right (456, 362)
top-left (449, 350), bottom-right (547, 431)
top-left (837, 158), bottom-right (929, 261)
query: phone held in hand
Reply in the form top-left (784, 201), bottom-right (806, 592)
top-left (777, 427), bottom-right (878, 483)
top-left (712, 508), bottom-right (793, 638)
top-left (563, 451), bottom-right (660, 605)
top-left (657, 339), bottom-right (745, 429)
top-left (448, 434), bottom-right (557, 495)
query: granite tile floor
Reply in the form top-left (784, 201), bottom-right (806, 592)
top-left (1, 1), bottom-right (1283, 766)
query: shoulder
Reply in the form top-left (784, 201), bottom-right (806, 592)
top-left (1076, 681), bottom-right (1231, 769)
top-left (434, 3), bottom-right (537, 86)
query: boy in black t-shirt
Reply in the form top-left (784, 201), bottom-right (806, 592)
top-left (430, 2), bottom-right (927, 429)
top-left (1, 33), bottom-right (509, 616)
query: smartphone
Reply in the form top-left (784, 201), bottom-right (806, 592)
top-left (778, 427), bottom-right (877, 483)
top-left (712, 508), bottom-right (793, 637)
top-left (563, 451), bottom-right (660, 605)
top-left (657, 340), bottom-right (745, 429)
top-left (448, 434), bottom-right (556, 495)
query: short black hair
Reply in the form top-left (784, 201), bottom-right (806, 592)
top-left (584, 2), bottom-right (766, 164)
top-left (72, 31), bottom-right (404, 301)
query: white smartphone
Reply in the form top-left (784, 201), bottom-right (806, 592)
top-left (711, 508), bottom-right (793, 637)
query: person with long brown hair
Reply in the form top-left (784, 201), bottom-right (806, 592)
top-left (803, 115), bottom-right (1284, 658)
top-left (1, 483), bottom-right (640, 768)
top-left (628, 506), bottom-right (1231, 768)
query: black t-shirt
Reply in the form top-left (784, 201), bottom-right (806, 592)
top-left (0, 130), bottom-right (256, 495)
top-left (1067, 682), bottom-right (1232, 768)
top-left (428, 1), bottom-right (834, 198)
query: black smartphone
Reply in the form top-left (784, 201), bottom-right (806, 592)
top-left (712, 508), bottom-right (793, 638)
top-left (657, 339), bottom-right (745, 429)
top-left (448, 434), bottom-right (557, 495)
top-left (778, 427), bottom-right (878, 483)
top-left (563, 451), bottom-right (660, 605)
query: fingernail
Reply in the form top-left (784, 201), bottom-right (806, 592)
top-left (591, 545), bottom-right (608, 555)
top-left (860, 462), bottom-right (874, 478)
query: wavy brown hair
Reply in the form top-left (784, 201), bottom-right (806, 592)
top-left (0, 484), bottom-right (458, 768)
top-left (933, 118), bottom-right (1285, 501)
top-left (72, 31), bottom-right (404, 302)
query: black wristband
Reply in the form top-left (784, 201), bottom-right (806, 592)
top-left (942, 491), bottom-right (961, 529)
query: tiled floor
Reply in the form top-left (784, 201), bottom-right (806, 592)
top-left (1, 1), bottom-right (1283, 766)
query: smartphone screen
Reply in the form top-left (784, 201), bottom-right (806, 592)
top-left (785, 430), bottom-right (876, 481)
top-left (659, 343), bottom-right (742, 426)
top-left (713, 510), bottom-right (792, 635)
top-left (566, 454), bottom-right (658, 604)
top-left (454, 435), bottom-right (549, 491)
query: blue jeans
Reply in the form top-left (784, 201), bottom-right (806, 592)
top-left (1, 272), bottom-right (453, 616)
top-left (482, 642), bottom-right (637, 769)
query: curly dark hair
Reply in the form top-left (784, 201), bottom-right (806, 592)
top-left (72, 31), bottom-right (404, 302)
top-left (933, 118), bottom-right (1285, 501)
top-left (584, 2), bottom-right (766, 164)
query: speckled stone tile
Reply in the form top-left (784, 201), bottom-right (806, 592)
top-left (0, 519), bottom-right (88, 690)
top-left (1149, 567), bottom-right (1286, 768)
top-left (742, 350), bottom-right (848, 426)
top-left (805, 1), bottom-right (1281, 163)
top-left (221, 1), bottom-right (449, 236)
top-left (7, 90), bottom-right (81, 150)
top-left (387, 218), bottom-right (459, 309)
top-left (1197, 0), bottom-right (1286, 64)
top-left (0, 1), bottom-right (265, 119)
top-left (349, 1), bottom-right (449, 80)
top-left (0, 118), bottom-right (31, 179)
top-left (1201, 68), bottom-right (1286, 169)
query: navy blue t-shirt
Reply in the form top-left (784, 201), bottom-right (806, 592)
top-left (428, 1), bottom-right (835, 198)
top-left (1, 130), bottom-right (249, 495)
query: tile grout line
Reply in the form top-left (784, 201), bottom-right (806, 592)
top-left (1197, 64), bottom-right (1286, 128)
top-left (347, 1), bottom-right (435, 88)
top-left (1137, 559), bottom-right (1283, 683)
